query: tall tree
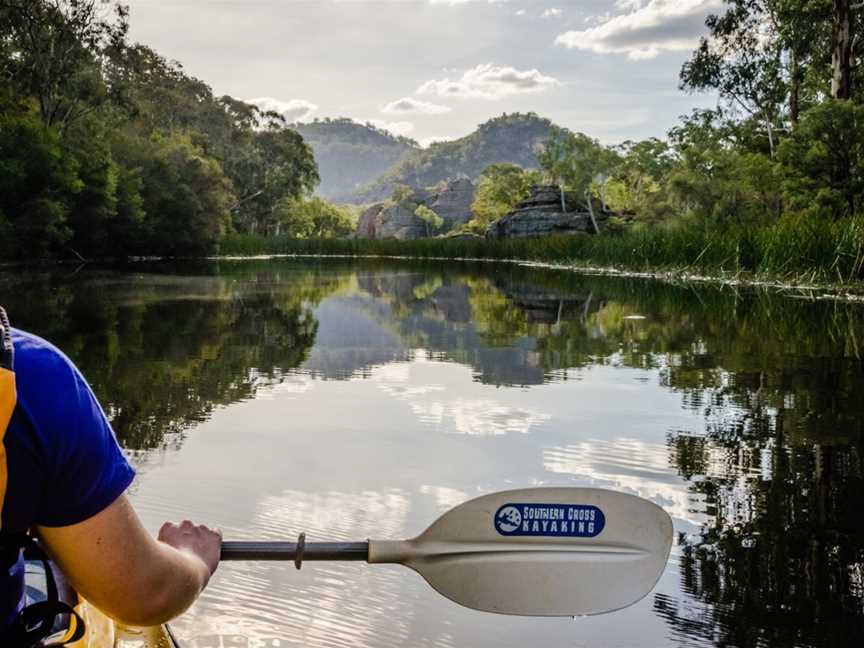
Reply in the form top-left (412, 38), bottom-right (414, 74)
top-left (539, 128), bottom-right (613, 231)
top-left (830, 0), bottom-right (863, 99)
top-left (0, 0), bottom-right (128, 131)
top-left (470, 163), bottom-right (540, 230)
top-left (681, 1), bottom-right (790, 157)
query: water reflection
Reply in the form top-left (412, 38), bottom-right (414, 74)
top-left (2, 259), bottom-right (863, 647)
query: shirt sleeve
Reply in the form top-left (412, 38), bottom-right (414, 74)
top-left (22, 340), bottom-right (136, 528)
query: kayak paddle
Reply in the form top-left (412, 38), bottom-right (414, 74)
top-left (221, 487), bottom-right (673, 616)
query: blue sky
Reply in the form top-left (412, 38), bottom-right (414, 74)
top-left (124, 0), bottom-right (721, 145)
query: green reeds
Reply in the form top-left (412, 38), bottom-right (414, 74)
top-left (219, 215), bottom-right (864, 286)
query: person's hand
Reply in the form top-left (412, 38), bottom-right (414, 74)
top-left (158, 520), bottom-right (222, 578)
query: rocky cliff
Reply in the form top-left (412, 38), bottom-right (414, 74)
top-left (485, 185), bottom-right (608, 239)
top-left (356, 178), bottom-right (476, 240)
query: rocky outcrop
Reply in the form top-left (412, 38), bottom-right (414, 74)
top-left (356, 204), bottom-right (385, 239)
top-left (485, 185), bottom-right (608, 240)
top-left (355, 178), bottom-right (475, 240)
top-left (425, 178), bottom-right (475, 230)
top-left (356, 203), bottom-right (426, 240)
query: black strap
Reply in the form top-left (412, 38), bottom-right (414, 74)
top-left (0, 535), bottom-right (87, 647)
top-left (9, 600), bottom-right (86, 646)
top-left (0, 306), bottom-right (12, 371)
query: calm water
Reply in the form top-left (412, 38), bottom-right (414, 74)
top-left (3, 259), bottom-right (863, 648)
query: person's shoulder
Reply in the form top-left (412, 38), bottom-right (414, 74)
top-left (11, 329), bottom-right (77, 378)
top-left (11, 329), bottom-right (82, 407)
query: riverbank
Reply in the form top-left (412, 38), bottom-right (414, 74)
top-left (220, 215), bottom-right (864, 298)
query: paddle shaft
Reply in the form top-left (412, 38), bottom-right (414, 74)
top-left (221, 540), bottom-right (368, 562)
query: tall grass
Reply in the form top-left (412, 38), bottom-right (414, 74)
top-left (219, 215), bottom-right (864, 286)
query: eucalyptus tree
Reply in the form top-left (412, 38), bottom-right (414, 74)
top-left (538, 128), bottom-right (614, 232)
top-left (778, 99), bottom-right (864, 218)
top-left (830, 0), bottom-right (864, 100)
top-left (681, 1), bottom-right (789, 157)
top-left (0, 0), bottom-right (128, 131)
top-left (470, 163), bottom-right (541, 230)
top-left (414, 205), bottom-right (444, 237)
top-left (605, 138), bottom-right (676, 220)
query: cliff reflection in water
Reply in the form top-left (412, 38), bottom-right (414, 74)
top-left (2, 259), bottom-right (863, 647)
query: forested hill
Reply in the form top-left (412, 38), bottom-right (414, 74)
top-left (293, 119), bottom-right (418, 201)
top-left (351, 113), bottom-right (556, 204)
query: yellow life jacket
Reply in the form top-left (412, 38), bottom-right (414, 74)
top-left (0, 305), bottom-right (15, 532)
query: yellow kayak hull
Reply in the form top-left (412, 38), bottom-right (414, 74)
top-left (67, 599), bottom-right (178, 648)
top-left (68, 600), bottom-right (178, 648)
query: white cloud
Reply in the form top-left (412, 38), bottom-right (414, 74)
top-left (542, 8), bottom-right (563, 18)
top-left (515, 8), bottom-right (527, 16)
top-left (555, 0), bottom-right (720, 60)
top-left (616, 0), bottom-right (648, 9)
top-left (245, 97), bottom-right (318, 122)
top-left (381, 97), bottom-right (452, 115)
top-left (417, 63), bottom-right (561, 100)
top-left (366, 119), bottom-right (416, 137)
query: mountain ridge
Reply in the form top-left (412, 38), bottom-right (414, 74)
top-left (347, 112), bottom-right (556, 204)
top-left (295, 113), bottom-right (557, 204)
top-left (291, 118), bottom-right (418, 201)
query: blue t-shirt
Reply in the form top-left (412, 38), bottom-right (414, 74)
top-left (1, 330), bottom-right (135, 629)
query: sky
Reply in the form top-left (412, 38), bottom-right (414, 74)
top-left (122, 0), bottom-right (722, 146)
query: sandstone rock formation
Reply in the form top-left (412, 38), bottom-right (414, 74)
top-left (425, 178), bottom-right (475, 230)
top-left (485, 185), bottom-right (608, 239)
top-left (356, 202), bottom-right (426, 240)
top-left (355, 178), bottom-right (475, 240)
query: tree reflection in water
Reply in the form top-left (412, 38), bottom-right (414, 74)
top-left (2, 259), bottom-right (862, 647)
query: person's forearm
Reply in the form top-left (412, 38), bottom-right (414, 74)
top-left (118, 541), bottom-right (212, 627)
top-left (37, 497), bottom-right (219, 628)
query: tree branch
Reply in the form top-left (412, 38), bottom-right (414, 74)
top-left (229, 190), bottom-right (265, 213)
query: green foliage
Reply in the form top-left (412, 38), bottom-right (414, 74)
top-left (272, 197), bottom-right (357, 239)
top-left (0, 110), bottom-right (82, 257)
top-left (605, 138), bottom-right (675, 220)
top-left (0, 0), bottom-right (319, 259)
top-left (680, 0), bottom-right (833, 152)
top-left (470, 163), bottom-right (540, 231)
top-left (414, 205), bottom-right (444, 235)
top-left (538, 128), bottom-right (613, 199)
top-left (221, 212), bottom-right (864, 285)
top-left (134, 135), bottom-right (234, 256)
top-left (778, 99), bottom-right (864, 218)
top-left (1, 0), bottom-right (128, 129)
top-left (104, 43), bottom-right (319, 236)
top-left (391, 184), bottom-right (415, 205)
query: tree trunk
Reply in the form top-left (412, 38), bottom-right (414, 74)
top-left (831, 0), bottom-right (853, 99)
top-left (789, 51), bottom-right (800, 129)
top-left (585, 189), bottom-right (600, 235)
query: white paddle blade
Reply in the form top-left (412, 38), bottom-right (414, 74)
top-left (369, 488), bottom-right (672, 616)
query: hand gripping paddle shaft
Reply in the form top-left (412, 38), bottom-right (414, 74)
top-left (220, 488), bottom-right (673, 617)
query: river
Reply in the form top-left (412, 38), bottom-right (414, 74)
top-left (3, 259), bottom-right (863, 648)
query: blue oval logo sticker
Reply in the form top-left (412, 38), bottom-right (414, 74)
top-left (494, 503), bottom-right (605, 538)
